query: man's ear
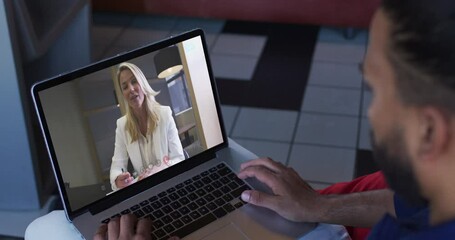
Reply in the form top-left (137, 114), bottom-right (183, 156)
top-left (418, 107), bottom-right (451, 161)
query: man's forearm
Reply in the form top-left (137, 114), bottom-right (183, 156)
top-left (316, 189), bottom-right (395, 228)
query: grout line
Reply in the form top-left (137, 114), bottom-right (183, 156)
top-left (360, 89), bottom-right (371, 118)
top-left (352, 46), bottom-right (369, 178)
top-left (292, 142), bottom-right (358, 151)
top-left (96, 29), bottom-right (126, 60)
top-left (355, 81), bottom-right (366, 151)
top-left (208, 33), bottom-right (221, 53)
top-left (316, 40), bottom-right (367, 47)
top-left (300, 110), bottom-right (360, 118)
top-left (304, 84), bottom-right (363, 91)
top-left (307, 83), bottom-right (362, 91)
top-left (285, 110), bottom-right (302, 166)
top-left (227, 107), bottom-right (242, 137)
top-left (230, 136), bottom-right (292, 145)
top-left (227, 106), bottom-right (300, 113)
top-left (209, 52), bottom-right (263, 59)
top-left (167, 16), bottom-right (181, 35)
top-left (93, 16), bottom-right (135, 61)
top-left (311, 59), bottom-right (365, 66)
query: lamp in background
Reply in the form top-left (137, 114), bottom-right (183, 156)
top-left (154, 45), bottom-right (183, 79)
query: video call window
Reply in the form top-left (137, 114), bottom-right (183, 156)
top-left (38, 36), bottom-right (223, 210)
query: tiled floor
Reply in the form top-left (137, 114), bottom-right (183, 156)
top-left (0, 236), bottom-right (23, 240)
top-left (92, 12), bottom-right (376, 190)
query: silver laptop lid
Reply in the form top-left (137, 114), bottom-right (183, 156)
top-left (31, 29), bottom-right (228, 219)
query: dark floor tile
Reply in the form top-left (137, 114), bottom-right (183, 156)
top-left (217, 21), bottom-right (319, 111)
top-left (93, 12), bottom-right (135, 27)
top-left (222, 20), bottom-right (275, 35)
top-left (0, 236), bottom-right (24, 240)
top-left (355, 149), bottom-right (379, 178)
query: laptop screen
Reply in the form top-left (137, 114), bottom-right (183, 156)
top-left (34, 32), bottom-right (225, 212)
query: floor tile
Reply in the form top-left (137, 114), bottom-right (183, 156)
top-left (362, 90), bottom-right (372, 117)
top-left (102, 45), bottom-right (133, 59)
top-left (91, 26), bottom-right (124, 47)
top-left (173, 17), bottom-right (225, 33)
top-left (0, 235), bottom-right (24, 240)
top-left (130, 15), bottom-right (178, 30)
top-left (92, 44), bottom-right (109, 61)
top-left (220, 105), bottom-right (240, 135)
top-left (210, 55), bottom-right (259, 80)
top-left (317, 27), bottom-right (368, 45)
top-left (217, 20), bottom-right (317, 111)
top-left (313, 42), bottom-right (366, 64)
top-left (233, 138), bottom-right (290, 164)
top-left (295, 113), bottom-right (359, 148)
top-left (289, 144), bottom-right (356, 183)
top-left (205, 33), bottom-right (218, 51)
top-left (114, 28), bottom-right (170, 48)
top-left (302, 86), bottom-right (361, 116)
top-left (92, 12), bottom-right (134, 27)
top-left (355, 149), bottom-right (378, 178)
top-left (307, 182), bottom-right (332, 190)
top-left (308, 62), bottom-right (363, 89)
top-left (358, 118), bottom-right (372, 150)
top-left (232, 107), bottom-right (298, 142)
top-left (212, 34), bottom-right (267, 57)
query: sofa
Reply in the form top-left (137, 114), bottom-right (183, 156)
top-left (93, 0), bottom-right (381, 28)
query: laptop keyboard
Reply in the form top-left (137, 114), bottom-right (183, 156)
top-left (101, 163), bottom-right (251, 239)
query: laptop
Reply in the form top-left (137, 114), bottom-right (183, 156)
top-left (31, 29), bottom-right (315, 239)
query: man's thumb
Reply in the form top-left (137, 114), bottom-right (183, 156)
top-left (241, 190), bottom-right (274, 208)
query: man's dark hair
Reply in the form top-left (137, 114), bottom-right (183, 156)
top-left (381, 0), bottom-right (455, 113)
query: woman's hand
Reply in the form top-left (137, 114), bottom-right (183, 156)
top-left (137, 171), bottom-right (147, 181)
top-left (137, 168), bottom-right (153, 181)
top-left (115, 172), bottom-right (134, 189)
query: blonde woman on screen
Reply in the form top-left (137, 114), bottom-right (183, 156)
top-left (110, 62), bottom-right (185, 190)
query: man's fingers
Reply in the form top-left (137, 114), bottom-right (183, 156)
top-left (107, 217), bottom-right (120, 240)
top-left (119, 214), bottom-right (136, 238)
top-left (237, 165), bottom-right (282, 193)
top-left (240, 157), bottom-right (284, 173)
top-left (93, 224), bottom-right (107, 240)
top-left (98, 215), bottom-right (154, 240)
top-left (135, 217), bottom-right (152, 236)
top-left (241, 190), bottom-right (278, 211)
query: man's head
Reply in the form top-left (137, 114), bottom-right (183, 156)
top-left (364, 0), bottom-right (455, 210)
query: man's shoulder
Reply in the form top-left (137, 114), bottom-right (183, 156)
top-left (369, 206), bottom-right (430, 239)
top-left (424, 219), bottom-right (455, 238)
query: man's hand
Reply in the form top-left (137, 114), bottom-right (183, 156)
top-left (93, 214), bottom-right (180, 240)
top-left (237, 157), bottom-right (325, 222)
top-left (93, 214), bottom-right (152, 240)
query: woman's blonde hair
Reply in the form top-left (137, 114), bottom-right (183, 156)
top-left (117, 62), bottom-right (161, 143)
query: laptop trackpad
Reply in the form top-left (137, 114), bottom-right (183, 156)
top-left (202, 223), bottom-right (250, 240)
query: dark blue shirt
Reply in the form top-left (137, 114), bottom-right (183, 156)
top-left (368, 195), bottom-right (455, 239)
